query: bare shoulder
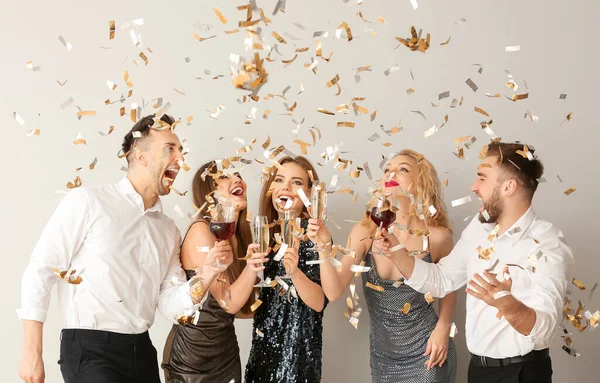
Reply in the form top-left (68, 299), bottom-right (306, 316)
top-left (428, 226), bottom-right (454, 262)
top-left (182, 221), bottom-right (214, 248)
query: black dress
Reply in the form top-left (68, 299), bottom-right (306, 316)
top-left (161, 269), bottom-right (241, 383)
top-left (244, 219), bottom-right (328, 383)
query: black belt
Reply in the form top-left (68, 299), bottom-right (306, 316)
top-left (61, 329), bottom-right (150, 344)
top-left (471, 349), bottom-right (550, 368)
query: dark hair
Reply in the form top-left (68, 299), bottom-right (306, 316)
top-left (191, 161), bottom-right (256, 314)
top-left (258, 156), bottom-right (319, 247)
top-left (121, 114), bottom-right (175, 163)
top-left (485, 142), bottom-right (544, 200)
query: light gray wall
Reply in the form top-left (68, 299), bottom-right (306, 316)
top-left (2, 0), bottom-right (599, 382)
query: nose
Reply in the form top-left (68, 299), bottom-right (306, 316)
top-left (471, 180), bottom-right (478, 193)
top-left (174, 149), bottom-right (184, 162)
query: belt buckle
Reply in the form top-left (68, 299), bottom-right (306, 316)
top-left (480, 356), bottom-right (488, 368)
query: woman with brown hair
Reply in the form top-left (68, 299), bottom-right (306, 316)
top-left (312, 150), bottom-right (457, 382)
top-left (245, 156), bottom-right (329, 383)
top-left (162, 161), bottom-right (269, 382)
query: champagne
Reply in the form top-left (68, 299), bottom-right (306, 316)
top-left (253, 225), bottom-right (270, 253)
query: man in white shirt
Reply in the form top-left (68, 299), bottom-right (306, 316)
top-left (376, 142), bottom-right (573, 382)
top-left (17, 114), bottom-right (233, 383)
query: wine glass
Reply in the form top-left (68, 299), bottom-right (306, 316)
top-left (307, 182), bottom-right (327, 252)
top-left (252, 215), bottom-right (270, 287)
top-left (370, 194), bottom-right (396, 254)
top-left (280, 210), bottom-right (297, 279)
top-left (209, 203), bottom-right (237, 269)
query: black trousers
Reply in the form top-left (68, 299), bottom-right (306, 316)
top-left (59, 329), bottom-right (160, 383)
top-left (468, 356), bottom-right (553, 383)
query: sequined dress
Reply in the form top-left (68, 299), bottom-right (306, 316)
top-left (245, 219), bottom-right (327, 383)
top-left (362, 251), bottom-right (456, 383)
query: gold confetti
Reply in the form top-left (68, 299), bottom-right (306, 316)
top-left (474, 106), bottom-right (489, 117)
top-left (337, 122), bottom-right (355, 128)
top-left (406, 88), bottom-right (415, 95)
top-left (396, 26), bottom-right (430, 52)
top-left (336, 21), bottom-right (353, 41)
top-left (108, 20), bottom-right (115, 40)
top-left (76, 110), bottom-right (96, 117)
top-left (250, 299), bottom-right (263, 312)
top-left (192, 32), bottom-right (217, 42)
top-left (66, 176), bottom-right (82, 189)
top-left (53, 269), bottom-right (83, 284)
top-left (26, 128), bottom-right (40, 137)
top-left (510, 93), bottom-right (529, 101)
top-left (424, 292), bottom-right (435, 304)
top-left (185, 116), bottom-right (193, 125)
top-left (564, 187), bottom-right (576, 196)
top-left (282, 54), bottom-right (298, 66)
top-left (123, 71), bottom-right (133, 88)
top-left (401, 302), bottom-right (411, 314)
top-left (89, 157), bottom-right (98, 170)
top-left (317, 108), bottom-right (335, 115)
top-left (366, 282), bottom-right (384, 292)
top-left (120, 107), bottom-right (126, 117)
top-left (174, 88), bottom-right (186, 96)
top-left (326, 74), bottom-right (342, 95)
top-left (139, 52), bottom-right (149, 65)
top-left (377, 16), bottom-right (386, 24)
top-left (56, 80), bottom-right (68, 87)
top-left (440, 36), bottom-right (451, 45)
top-left (73, 133), bottom-right (87, 146)
top-left (225, 29), bottom-right (240, 34)
top-left (272, 31), bottom-right (287, 44)
top-left (213, 7), bottom-right (228, 23)
top-left (572, 278), bottom-right (586, 290)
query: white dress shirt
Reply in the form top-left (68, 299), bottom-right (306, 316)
top-left (18, 178), bottom-right (196, 334)
top-left (406, 207), bottom-right (574, 358)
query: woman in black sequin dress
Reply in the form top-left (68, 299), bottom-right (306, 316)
top-left (245, 156), bottom-right (330, 383)
top-left (162, 161), bottom-right (269, 383)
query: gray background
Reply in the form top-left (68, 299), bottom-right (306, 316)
top-left (1, 0), bottom-right (599, 381)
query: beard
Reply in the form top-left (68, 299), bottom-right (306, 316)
top-left (479, 185), bottom-right (503, 223)
top-left (149, 162), bottom-right (170, 196)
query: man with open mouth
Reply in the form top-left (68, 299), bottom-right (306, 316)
top-left (18, 114), bottom-right (228, 383)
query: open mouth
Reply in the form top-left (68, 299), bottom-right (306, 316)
top-left (163, 168), bottom-right (179, 184)
top-left (230, 186), bottom-right (245, 197)
top-left (384, 180), bottom-right (400, 188)
top-left (276, 195), bottom-right (295, 209)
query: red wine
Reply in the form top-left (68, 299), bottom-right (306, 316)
top-left (370, 208), bottom-right (396, 229)
top-left (209, 221), bottom-right (236, 241)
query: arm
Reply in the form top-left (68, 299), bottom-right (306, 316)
top-left (176, 222), bottom-right (267, 314)
top-left (313, 221), bottom-right (370, 301)
top-left (385, 220), bottom-right (473, 298)
top-left (284, 240), bottom-right (326, 312)
top-left (18, 189), bottom-right (90, 382)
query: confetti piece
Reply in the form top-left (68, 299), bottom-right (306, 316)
top-left (213, 7), bottom-right (228, 24)
top-left (572, 278), bottom-right (586, 290)
top-left (559, 93), bottom-right (567, 100)
top-left (510, 93), bottom-right (529, 101)
top-left (73, 132), bottom-right (87, 146)
top-left (53, 269), bottom-right (83, 284)
top-left (250, 299), bottom-right (263, 312)
top-left (13, 112), bottom-right (25, 126)
top-left (60, 97), bottom-right (74, 110)
top-left (401, 302), bottom-right (411, 314)
top-left (366, 282), bottom-right (384, 292)
top-left (337, 122), bottom-right (355, 128)
top-left (424, 292), bottom-right (435, 304)
top-left (317, 108), bottom-right (335, 115)
top-left (406, 88), bottom-right (415, 95)
top-left (26, 128), bottom-right (40, 137)
top-left (411, 110), bottom-right (427, 120)
top-left (465, 78), bottom-right (478, 92)
top-left (438, 91), bottom-right (450, 100)
top-left (58, 35), bottom-right (73, 51)
top-left (474, 106), bottom-right (489, 117)
top-left (123, 71), bottom-right (133, 88)
top-left (139, 52), bottom-right (149, 65)
top-left (209, 104), bottom-right (226, 119)
top-left (409, 0), bottom-right (418, 10)
top-left (326, 74), bottom-right (342, 95)
top-left (396, 26), bottom-right (430, 52)
top-left (384, 65), bottom-right (401, 76)
top-left (336, 22), bottom-right (353, 41)
top-left (564, 187), bottom-right (576, 196)
top-left (377, 16), bottom-right (387, 25)
top-left (440, 36), bottom-right (451, 46)
top-left (76, 110), bottom-right (97, 117)
top-left (108, 20), bottom-right (115, 39)
top-left (451, 196), bottom-right (471, 207)
top-left (66, 176), bottom-right (82, 189)
top-left (25, 61), bottom-right (41, 71)
top-left (505, 45), bottom-right (521, 52)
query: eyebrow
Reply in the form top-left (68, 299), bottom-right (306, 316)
top-left (387, 162), bottom-right (413, 168)
top-left (275, 175), bottom-right (305, 182)
top-left (165, 142), bottom-right (184, 151)
top-left (477, 172), bottom-right (487, 178)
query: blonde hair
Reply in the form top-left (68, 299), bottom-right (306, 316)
top-left (361, 149), bottom-right (451, 230)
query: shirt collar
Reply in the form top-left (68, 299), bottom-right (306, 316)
top-left (118, 177), bottom-right (163, 213)
top-left (484, 206), bottom-right (536, 243)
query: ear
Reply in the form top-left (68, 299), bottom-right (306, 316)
top-left (502, 178), bottom-right (518, 197)
top-left (132, 146), bottom-right (149, 167)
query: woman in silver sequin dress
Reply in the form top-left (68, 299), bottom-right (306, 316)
top-left (314, 150), bottom-right (457, 383)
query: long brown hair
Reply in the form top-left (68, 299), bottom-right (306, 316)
top-left (361, 149), bottom-right (451, 230)
top-left (191, 161), bottom-right (255, 314)
top-left (258, 156), bottom-right (319, 247)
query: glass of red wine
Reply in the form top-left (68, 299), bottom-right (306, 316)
top-left (370, 194), bottom-right (396, 254)
top-left (209, 203), bottom-right (237, 269)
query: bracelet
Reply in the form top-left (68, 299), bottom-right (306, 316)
top-left (190, 282), bottom-right (206, 302)
top-left (493, 290), bottom-right (512, 300)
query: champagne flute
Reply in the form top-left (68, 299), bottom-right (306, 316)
top-left (209, 203), bottom-right (237, 269)
top-left (252, 215), bottom-right (270, 287)
top-left (307, 182), bottom-right (328, 252)
top-left (370, 194), bottom-right (396, 254)
top-left (280, 210), bottom-right (296, 279)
